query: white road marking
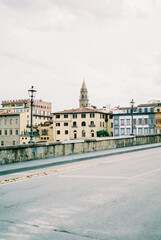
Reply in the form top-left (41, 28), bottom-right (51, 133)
top-left (131, 167), bottom-right (161, 179)
top-left (59, 175), bottom-right (130, 180)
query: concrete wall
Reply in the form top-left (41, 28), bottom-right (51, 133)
top-left (0, 134), bottom-right (161, 165)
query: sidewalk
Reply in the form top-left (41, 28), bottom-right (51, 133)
top-left (1, 142), bottom-right (161, 176)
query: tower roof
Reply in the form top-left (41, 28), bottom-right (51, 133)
top-left (81, 79), bottom-right (87, 89)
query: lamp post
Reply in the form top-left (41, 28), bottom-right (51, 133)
top-left (130, 99), bottom-right (135, 136)
top-left (28, 86), bottom-right (37, 143)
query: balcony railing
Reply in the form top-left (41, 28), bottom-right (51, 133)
top-left (89, 124), bottom-right (95, 127)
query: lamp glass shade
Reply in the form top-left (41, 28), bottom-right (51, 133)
top-left (130, 99), bottom-right (135, 107)
top-left (28, 86), bottom-right (37, 98)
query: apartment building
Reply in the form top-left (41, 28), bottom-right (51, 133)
top-left (53, 108), bottom-right (108, 142)
top-left (0, 99), bottom-right (52, 145)
top-left (38, 120), bottom-right (53, 142)
top-left (155, 102), bottom-right (161, 134)
top-left (113, 103), bottom-right (155, 136)
top-left (0, 113), bottom-right (22, 146)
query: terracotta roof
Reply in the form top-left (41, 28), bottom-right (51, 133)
top-left (2, 99), bottom-right (29, 104)
top-left (119, 107), bottom-right (137, 110)
top-left (138, 103), bottom-right (155, 107)
top-left (53, 108), bottom-right (106, 114)
top-left (0, 113), bottom-right (20, 116)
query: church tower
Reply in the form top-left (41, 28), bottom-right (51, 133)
top-left (79, 79), bottom-right (89, 108)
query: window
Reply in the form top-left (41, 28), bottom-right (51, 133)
top-left (121, 119), bottom-right (124, 126)
top-left (10, 119), bottom-right (12, 124)
top-left (16, 130), bottom-right (18, 135)
top-left (56, 115), bottom-right (60, 119)
top-left (90, 113), bottom-right (95, 118)
top-left (16, 119), bottom-right (18, 124)
top-left (57, 130), bottom-right (60, 135)
top-left (64, 114), bottom-right (68, 118)
top-left (82, 121), bottom-right (86, 126)
top-left (126, 128), bottom-right (130, 135)
top-left (5, 119), bottom-right (7, 125)
top-left (90, 121), bottom-right (95, 126)
top-left (144, 118), bottom-right (148, 124)
top-left (1, 141), bottom-right (4, 146)
top-left (10, 130), bottom-right (12, 135)
top-left (64, 122), bottom-right (68, 126)
top-left (144, 128), bottom-right (148, 135)
top-left (5, 130), bottom-right (7, 135)
top-left (0, 130), bottom-right (1, 135)
top-left (81, 113), bottom-right (86, 118)
top-left (114, 119), bottom-right (118, 125)
top-left (121, 128), bottom-right (125, 135)
top-left (73, 122), bottom-right (77, 127)
top-left (151, 119), bottom-right (154, 124)
top-left (73, 114), bottom-right (77, 119)
top-left (150, 108), bottom-right (154, 112)
top-left (0, 120), bottom-right (1, 125)
top-left (91, 130), bottom-right (94, 137)
top-left (144, 108), bottom-right (148, 113)
top-left (13, 141), bottom-right (15, 145)
top-left (139, 108), bottom-right (142, 113)
top-left (138, 119), bottom-right (142, 125)
top-left (114, 129), bottom-right (119, 136)
top-left (56, 123), bottom-right (60, 126)
top-left (82, 130), bottom-right (86, 137)
top-left (111, 123), bottom-right (113, 128)
top-left (157, 109), bottom-right (160, 112)
top-left (74, 130), bottom-right (77, 139)
top-left (133, 119), bottom-right (136, 125)
top-left (126, 119), bottom-right (130, 125)
top-left (65, 130), bottom-right (68, 135)
top-left (138, 128), bottom-right (143, 135)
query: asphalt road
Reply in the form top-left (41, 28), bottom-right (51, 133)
top-left (0, 147), bottom-right (161, 240)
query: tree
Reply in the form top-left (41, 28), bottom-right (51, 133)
top-left (97, 130), bottom-right (109, 137)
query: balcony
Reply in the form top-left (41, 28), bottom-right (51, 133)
top-left (89, 124), bottom-right (95, 127)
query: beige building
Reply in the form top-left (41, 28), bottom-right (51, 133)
top-left (0, 99), bottom-right (52, 145)
top-left (155, 103), bottom-right (161, 134)
top-left (38, 120), bottom-right (53, 143)
top-left (0, 113), bottom-right (22, 146)
top-left (53, 108), bottom-right (108, 142)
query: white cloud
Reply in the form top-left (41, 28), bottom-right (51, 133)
top-left (0, 0), bottom-right (161, 110)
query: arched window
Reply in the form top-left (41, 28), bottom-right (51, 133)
top-left (91, 130), bottom-right (94, 137)
top-left (81, 121), bottom-right (86, 126)
top-left (73, 130), bottom-right (77, 139)
top-left (82, 130), bottom-right (86, 137)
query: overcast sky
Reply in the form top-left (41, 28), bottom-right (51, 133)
top-left (0, 0), bottom-right (161, 111)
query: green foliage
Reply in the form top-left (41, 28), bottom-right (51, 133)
top-left (97, 130), bottom-right (109, 137)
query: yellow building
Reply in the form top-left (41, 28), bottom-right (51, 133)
top-left (155, 103), bottom-right (161, 134)
top-left (37, 120), bottom-right (53, 143)
top-left (53, 108), bottom-right (108, 142)
top-left (0, 99), bottom-right (52, 145)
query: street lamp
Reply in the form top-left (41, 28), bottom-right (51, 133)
top-left (28, 86), bottom-right (37, 143)
top-left (130, 99), bottom-right (135, 136)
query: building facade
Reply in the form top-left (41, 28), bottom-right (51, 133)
top-left (113, 103), bottom-right (155, 136)
top-left (155, 102), bottom-right (161, 134)
top-left (38, 120), bottom-right (53, 142)
top-left (53, 108), bottom-right (108, 142)
top-left (0, 99), bottom-right (52, 145)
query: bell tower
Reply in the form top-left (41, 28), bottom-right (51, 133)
top-left (79, 79), bottom-right (89, 108)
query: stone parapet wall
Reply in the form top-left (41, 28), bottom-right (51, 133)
top-left (0, 135), bottom-right (161, 165)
